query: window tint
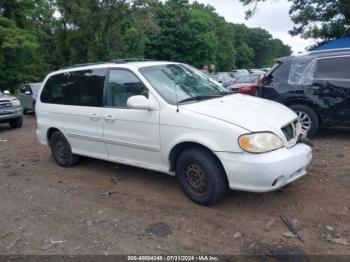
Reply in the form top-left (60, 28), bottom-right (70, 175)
top-left (316, 56), bottom-right (350, 79)
top-left (271, 61), bottom-right (291, 83)
top-left (108, 70), bottom-right (148, 108)
top-left (64, 69), bottom-right (106, 107)
top-left (40, 74), bottom-right (66, 104)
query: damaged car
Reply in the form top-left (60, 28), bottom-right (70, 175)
top-left (260, 49), bottom-right (350, 136)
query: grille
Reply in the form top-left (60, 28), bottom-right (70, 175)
top-left (0, 100), bottom-right (11, 108)
top-left (282, 120), bottom-right (299, 142)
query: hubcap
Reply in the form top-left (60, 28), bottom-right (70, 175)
top-left (296, 111), bottom-right (312, 134)
top-left (55, 140), bottom-right (68, 162)
top-left (185, 163), bottom-right (207, 194)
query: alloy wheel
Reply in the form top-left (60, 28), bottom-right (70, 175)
top-left (296, 110), bottom-right (312, 134)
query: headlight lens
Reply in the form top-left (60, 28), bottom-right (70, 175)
top-left (239, 132), bottom-right (284, 153)
top-left (11, 99), bottom-right (21, 106)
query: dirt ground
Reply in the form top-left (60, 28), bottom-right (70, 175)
top-left (0, 114), bottom-right (349, 256)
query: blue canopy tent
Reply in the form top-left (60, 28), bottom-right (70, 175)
top-left (312, 36), bottom-right (350, 51)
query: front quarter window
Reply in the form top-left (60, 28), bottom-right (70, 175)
top-left (140, 64), bottom-right (227, 104)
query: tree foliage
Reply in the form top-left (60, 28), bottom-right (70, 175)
top-left (0, 0), bottom-right (291, 91)
top-left (240, 0), bottom-right (350, 43)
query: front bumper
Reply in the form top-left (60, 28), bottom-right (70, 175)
top-left (217, 143), bottom-right (312, 192)
top-left (0, 107), bottom-right (23, 121)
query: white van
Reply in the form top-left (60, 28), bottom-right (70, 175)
top-left (35, 60), bottom-right (312, 205)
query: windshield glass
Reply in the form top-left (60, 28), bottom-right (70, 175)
top-left (140, 64), bottom-right (227, 104)
top-left (237, 75), bottom-right (259, 83)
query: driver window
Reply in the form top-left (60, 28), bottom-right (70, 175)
top-left (19, 85), bottom-right (27, 94)
top-left (108, 70), bottom-right (148, 108)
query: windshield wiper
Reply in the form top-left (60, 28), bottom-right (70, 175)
top-left (178, 95), bottom-right (222, 104)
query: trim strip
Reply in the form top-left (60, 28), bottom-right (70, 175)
top-left (66, 132), bottom-right (160, 152)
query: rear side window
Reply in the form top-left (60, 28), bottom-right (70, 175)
top-left (40, 74), bottom-right (66, 104)
top-left (41, 69), bottom-right (107, 106)
top-left (64, 69), bottom-right (107, 107)
top-left (270, 61), bottom-right (291, 83)
top-left (316, 56), bottom-right (350, 79)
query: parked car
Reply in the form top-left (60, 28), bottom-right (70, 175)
top-left (249, 69), bottom-right (266, 75)
top-left (260, 49), bottom-right (350, 136)
top-left (0, 90), bottom-right (23, 128)
top-left (35, 60), bottom-right (312, 205)
top-left (17, 82), bottom-right (42, 113)
top-left (231, 69), bottom-right (249, 80)
top-left (228, 74), bottom-right (262, 96)
top-left (213, 72), bottom-right (236, 88)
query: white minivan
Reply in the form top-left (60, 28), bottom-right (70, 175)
top-left (36, 60), bottom-right (312, 205)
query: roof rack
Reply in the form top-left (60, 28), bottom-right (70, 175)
top-left (309, 47), bottom-right (350, 54)
top-left (60, 58), bottom-right (156, 70)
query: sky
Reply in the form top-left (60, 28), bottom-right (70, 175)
top-left (189, 0), bottom-right (317, 54)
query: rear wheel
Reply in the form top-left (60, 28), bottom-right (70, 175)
top-left (290, 104), bottom-right (319, 137)
top-left (50, 131), bottom-right (79, 167)
top-left (9, 117), bottom-right (23, 128)
top-left (176, 147), bottom-right (227, 206)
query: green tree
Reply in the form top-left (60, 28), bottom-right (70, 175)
top-left (0, 17), bottom-right (49, 91)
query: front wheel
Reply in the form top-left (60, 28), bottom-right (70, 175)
top-left (176, 148), bottom-right (227, 206)
top-left (9, 117), bottom-right (23, 128)
top-left (290, 104), bottom-right (319, 137)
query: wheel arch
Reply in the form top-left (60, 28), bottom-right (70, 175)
top-left (284, 98), bottom-right (322, 123)
top-left (169, 141), bottom-right (227, 180)
top-left (47, 127), bottom-right (61, 145)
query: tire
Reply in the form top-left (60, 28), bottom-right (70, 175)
top-left (176, 147), bottom-right (227, 206)
top-left (50, 131), bottom-right (79, 167)
top-left (290, 104), bottom-right (319, 137)
top-left (9, 117), bottom-right (23, 128)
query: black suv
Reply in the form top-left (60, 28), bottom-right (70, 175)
top-left (259, 49), bottom-right (350, 136)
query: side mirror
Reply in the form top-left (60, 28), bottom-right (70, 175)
top-left (127, 95), bottom-right (154, 110)
top-left (4, 90), bottom-right (10, 95)
top-left (25, 91), bottom-right (31, 95)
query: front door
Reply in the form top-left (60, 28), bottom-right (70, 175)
top-left (18, 85), bottom-right (32, 110)
top-left (102, 69), bottom-right (163, 171)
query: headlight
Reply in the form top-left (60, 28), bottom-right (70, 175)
top-left (239, 132), bottom-right (284, 153)
top-left (11, 99), bottom-right (21, 106)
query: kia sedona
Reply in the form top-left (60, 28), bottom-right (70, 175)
top-left (35, 60), bottom-right (312, 205)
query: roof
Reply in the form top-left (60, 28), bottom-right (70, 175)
top-left (53, 61), bottom-right (176, 75)
top-left (312, 36), bottom-right (350, 51)
top-left (278, 49), bottom-right (350, 63)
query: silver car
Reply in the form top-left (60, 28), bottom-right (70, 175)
top-left (17, 83), bottom-right (42, 113)
top-left (0, 90), bottom-right (23, 128)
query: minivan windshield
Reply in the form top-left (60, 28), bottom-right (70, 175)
top-left (140, 64), bottom-right (228, 104)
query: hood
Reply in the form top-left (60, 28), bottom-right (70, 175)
top-left (0, 94), bottom-right (12, 101)
top-left (180, 94), bottom-right (297, 133)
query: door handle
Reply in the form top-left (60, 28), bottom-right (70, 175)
top-left (89, 113), bottom-right (100, 121)
top-left (104, 114), bottom-right (116, 123)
